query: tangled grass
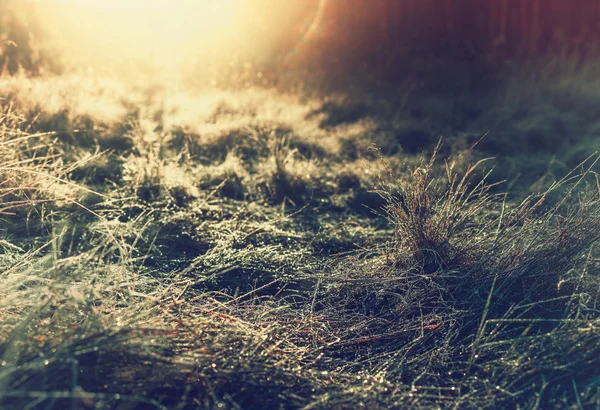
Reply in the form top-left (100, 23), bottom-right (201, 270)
top-left (0, 68), bottom-right (599, 409)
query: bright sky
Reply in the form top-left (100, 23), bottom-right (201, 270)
top-left (38, 0), bottom-right (324, 76)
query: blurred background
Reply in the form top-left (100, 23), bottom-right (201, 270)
top-left (2, 1), bottom-right (599, 75)
top-left (1, 0), bottom-right (599, 188)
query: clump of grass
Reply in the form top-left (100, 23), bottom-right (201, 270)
top-left (0, 104), bottom-right (86, 217)
top-left (374, 141), bottom-right (498, 273)
top-left (266, 134), bottom-right (307, 204)
top-left (312, 147), bottom-right (600, 408)
top-left (124, 156), bottom-right (164, 203)
top-left (264, 134), bottom-right (333, 205)
top-left (68, 152), bottom-right (124, 184)
top-left (197, 153), bottom-right (248, 200)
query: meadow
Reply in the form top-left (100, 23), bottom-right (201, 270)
top-left (1, 5), bottom-right (600, 409)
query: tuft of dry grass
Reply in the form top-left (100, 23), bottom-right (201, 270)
top-left (374, 141), bottom-right (500, 273)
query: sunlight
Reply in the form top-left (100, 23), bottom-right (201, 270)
top-left (34, 0), bottom-right (323, 77)
top-left (50, 0), bottom-right (241, 58)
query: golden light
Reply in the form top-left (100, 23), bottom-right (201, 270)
top-left (32, 0), bottom-right (324, 78)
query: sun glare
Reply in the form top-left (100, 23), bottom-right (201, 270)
top-left (33, 0), bottom-right (323, 78)
top-left (51, 1), bottom-right (239, 60)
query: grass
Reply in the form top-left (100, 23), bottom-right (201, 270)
top-left (0, 53), bottom-right (599, 410)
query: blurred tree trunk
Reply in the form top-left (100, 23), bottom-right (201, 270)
top-left (316, 0), bottom-right (599, 65)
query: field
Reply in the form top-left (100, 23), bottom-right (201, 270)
top-left (1, 4), bottom-right (600, 409)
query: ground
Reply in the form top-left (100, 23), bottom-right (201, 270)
top-left (0, 56), bottom-right (599, 409)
